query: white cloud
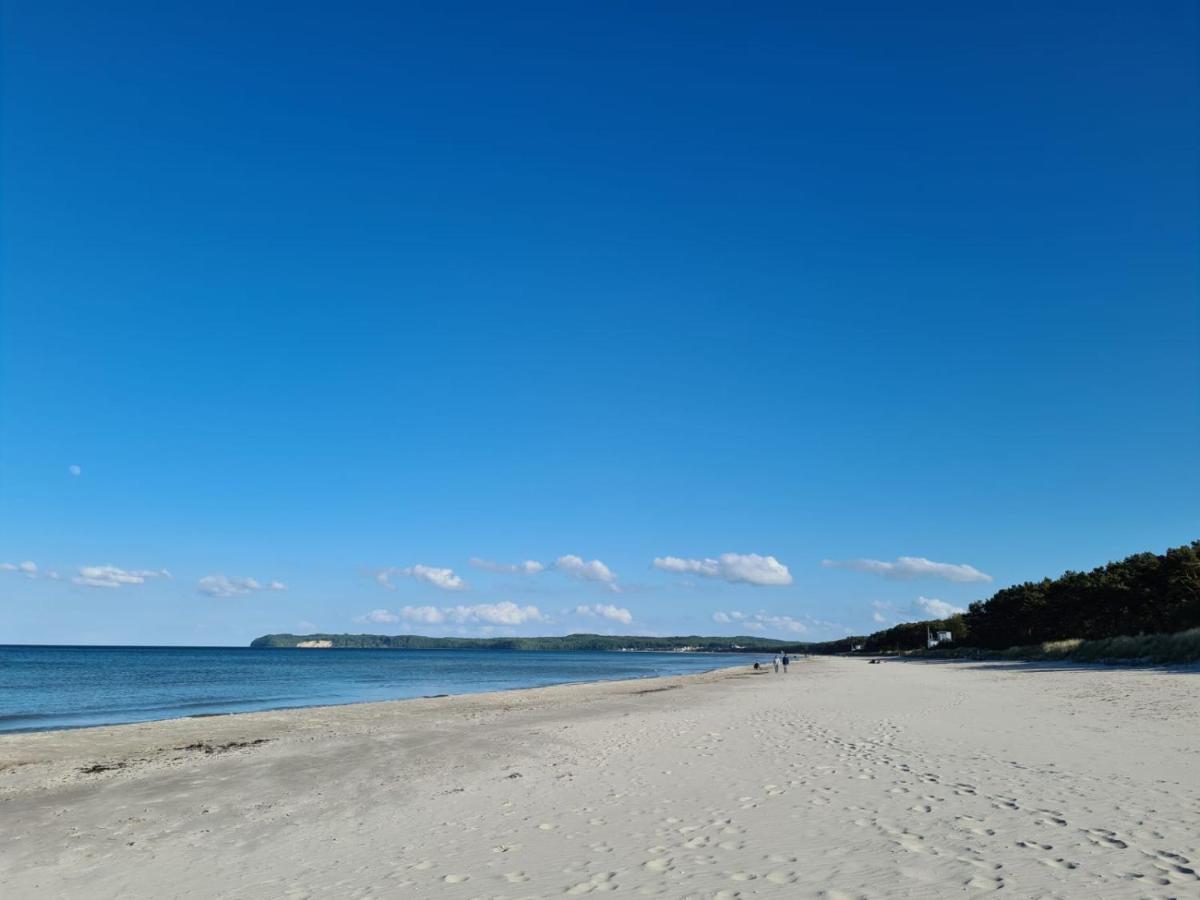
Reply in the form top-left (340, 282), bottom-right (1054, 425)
top-left (401, 605), bottom-right (445, 624)
top-left (1, 560), bottom-right (38, 578)
top-left (657, 556), bottom-right (721, 577)
top-left (469, 557), bottom-right (546, 575)
top-left (68, 464), bottom-right (82, 476)
top-left (198, 574), bottom-right (288, 598)
top-left (447, 602), bottom-right (545, 625)
top-left (357, 602), bottom-right (546, 627)
top-left (376, 564), bottom-right (467, 591)
top-left (711, 610), bottom-right (747, 624)
top-left (822, 556), bottom-right (991, 583)
top-left (355, 608), bottom-right (403, 625)
top-left (554, 555), bottom-right (617, 587)
top-left (753, 613), bottom-right (809, 635)
top-left (3, 561), bottom-right (69, 582)
top-left (575, 603), bottom-right (633, 625)
top-left (711, 610), bottom-right (809, 635)
top-left (915, 596), bottom-right (967, 619)
top-left (204, 575), bottom-right (259, 596)
top-left (73, 565), bottom-right (171, 589)
top-left (654, 553), bottom-right (792, 586)
top-left (873, 611), bottom-right (888, 623)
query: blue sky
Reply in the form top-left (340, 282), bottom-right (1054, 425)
top-left (1, 1), bottom-right (1196, 645)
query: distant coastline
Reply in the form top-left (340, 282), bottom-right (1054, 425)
top-left (249, 632), bottom-right (807, 652)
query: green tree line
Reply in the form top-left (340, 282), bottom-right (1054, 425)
top-left (812, 540), bottom-right (1200, 654)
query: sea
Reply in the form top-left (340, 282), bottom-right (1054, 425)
top-left (0, 645), bottom-right (756, 734)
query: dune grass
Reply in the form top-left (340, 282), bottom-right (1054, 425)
top-left (915, 627), bottom-right (1200, 666)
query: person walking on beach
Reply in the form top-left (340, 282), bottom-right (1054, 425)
top-left (781, 653), bottom-right (790, 673)
top-left (772, 655), bottom-right (781, 674)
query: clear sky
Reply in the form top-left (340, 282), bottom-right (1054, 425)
top-left (1, 1), bottom-right (1197, 645)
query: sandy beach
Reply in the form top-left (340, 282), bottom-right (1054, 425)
top-left (2, 657), bottom-right (1197, 899)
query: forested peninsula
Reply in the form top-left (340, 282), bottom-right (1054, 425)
top-left (249, 633), bottom-right (798, 652)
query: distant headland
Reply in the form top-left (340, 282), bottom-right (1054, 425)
top-left (249, 633), bottom-right (807, 652)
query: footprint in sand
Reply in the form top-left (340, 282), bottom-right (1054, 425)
top-left (1152, 860), bottom-right (1198, 880)
top-left (1016, 840), bottom-right (1053, 851)
top-left (564, 871), bottom-right (617, 894)
top-left (442, 874), bottom-right (469, 883)
top-left (503, 871), bottom-right (530, 883)
top-left (1156, 850), bottom-right (1191, 865)
top-left (1084, 828), bottom-right (1128, 849)
top-left (1039, 858), bottom-right (1078, 870)
top-left (965, 874), bottom-right (1005, 891)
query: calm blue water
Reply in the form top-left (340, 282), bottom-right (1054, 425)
top-left (0, 646), bottom-right (754, 734)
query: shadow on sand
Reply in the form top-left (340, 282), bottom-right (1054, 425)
top-left (858, 656), bottom-right (1200, 676)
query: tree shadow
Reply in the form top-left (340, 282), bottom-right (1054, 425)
top-left (882, 656), bottom-right (1200, 675)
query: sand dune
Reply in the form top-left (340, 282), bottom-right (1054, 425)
top-left (2, 657), bottom-right (1197, 898)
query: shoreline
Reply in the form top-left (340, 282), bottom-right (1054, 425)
top-left (3, 657), bottom-right (1197, 898)
top-left (0, 662), bottom-right (750, 739)
top-left (0, 665), bottom-right (751, 770)
top-left (0, 649), bottom-right (760, 737)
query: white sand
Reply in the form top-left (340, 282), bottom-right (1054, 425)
top-left (1, 657), bottom-right (1197, 898)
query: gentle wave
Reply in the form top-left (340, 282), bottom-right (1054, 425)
top-left (0, 646), bottom-right (754, 733)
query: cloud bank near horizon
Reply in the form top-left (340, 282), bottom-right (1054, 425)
top-left (355, 601), bottom-right (546, 627)
top-left (711, 609), bottom-right (812, 634)
top-left (574, 603), bottom-right (633, 625)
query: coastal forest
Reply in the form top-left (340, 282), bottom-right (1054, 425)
top-left (816, 540), bottom-right (1200, 655)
